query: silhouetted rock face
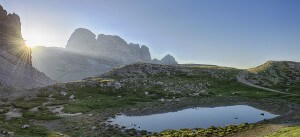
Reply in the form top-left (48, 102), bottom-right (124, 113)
top-left (0, 5), bottom-right (55, 90)
top-left (65, 28), bottom-right (151, 64)
top-left (0, 5), bottom-right (31, 65)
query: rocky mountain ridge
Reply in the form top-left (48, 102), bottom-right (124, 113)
top-left (66, 28), bottom-right (152, 64)
top-left (32, 28), bottom-right (178, 82)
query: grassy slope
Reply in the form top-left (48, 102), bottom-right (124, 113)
top-left (265, 126), bottom-right (300, 137)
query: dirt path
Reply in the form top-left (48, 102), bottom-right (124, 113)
top-left (237, 71), bottom-right (299, 96)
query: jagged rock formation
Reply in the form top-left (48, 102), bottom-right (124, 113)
top-left (0, 5), bottom-right (55, 92)
top-left (66, 28), bottom-right (152, 63)
top-left (0, 5), bottom-right (31, 65)
top-left (33, 28), bottom-right (178, 82)
top-left (246, 61), bottom-right (300, 92)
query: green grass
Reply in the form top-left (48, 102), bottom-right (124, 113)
top-left (62, 85), bottom-right (156, 113)
top-left (23, 108), bottom-right (60, 120)
top-left (265, 126), bottom-right (300, 137)
top-left (0, 118), bottom-right (52, 137)
top-left (12, 97), bottom-right (48, 109)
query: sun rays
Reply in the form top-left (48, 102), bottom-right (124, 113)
top-left (5, 37), bottom-right (33, 66)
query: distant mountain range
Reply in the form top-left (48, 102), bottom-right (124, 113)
top-left (32, 28), bottom-right (178, 82)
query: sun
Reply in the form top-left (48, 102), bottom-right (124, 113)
top-left (24, 40), bottom-right (36, 48)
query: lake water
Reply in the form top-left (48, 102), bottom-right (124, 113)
top-left (108, 105), bottom-right (279, 132)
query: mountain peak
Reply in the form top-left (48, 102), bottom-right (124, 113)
top-left (161, 54), bottom-right (178, 64)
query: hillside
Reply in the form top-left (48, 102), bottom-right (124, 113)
top-left (1, 63), bottom-right (298, 136)
top-left (246, 61), bottom-right (300, 94)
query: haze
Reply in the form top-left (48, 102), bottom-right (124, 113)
top-left (2, 0), bottom-right (300, 68)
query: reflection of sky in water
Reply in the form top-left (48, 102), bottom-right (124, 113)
top-left (109, 105), bottom-right (279, 132)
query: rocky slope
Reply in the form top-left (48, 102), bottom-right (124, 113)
top-left (32, 46), bottom-right (123, 82)
top-left (32, 28), bottom-right (178, 82)
top-left (245, 61), bottom-right (300, 93)
top-left (0, 5), bottom-right (55, 92)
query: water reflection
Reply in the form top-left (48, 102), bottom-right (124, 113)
top-left (109, 105), bottom-right (279, 132)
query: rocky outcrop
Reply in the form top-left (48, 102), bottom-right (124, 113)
top-left (0, 5), bottom-right (55, 91)
top-left (33, 28), bottom-right (178, 82)
top-left (0, 5), bottom-right (31, 65)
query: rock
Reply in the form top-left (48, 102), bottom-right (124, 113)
top-left (114, 82), bottom-right (122, 89)
top-left (60, 92), bottom-right (67, 96)
top-left (69, 95), bottom-right (75, 100)
top-left (48, 94), bottom-right (53, 98)
top-left (156, 81), bottom-right (163, 85)
top-left (144, 92), bottom-right (149, 95)
top-left (7, 132), bottom-right (14, 136)
top-left (21, 124), bottom-right (30, 129)
top-left (158, 98), bottom-right (165, 102)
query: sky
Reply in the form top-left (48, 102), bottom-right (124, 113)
top-left (1, 0), bottom-right (300, 68)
